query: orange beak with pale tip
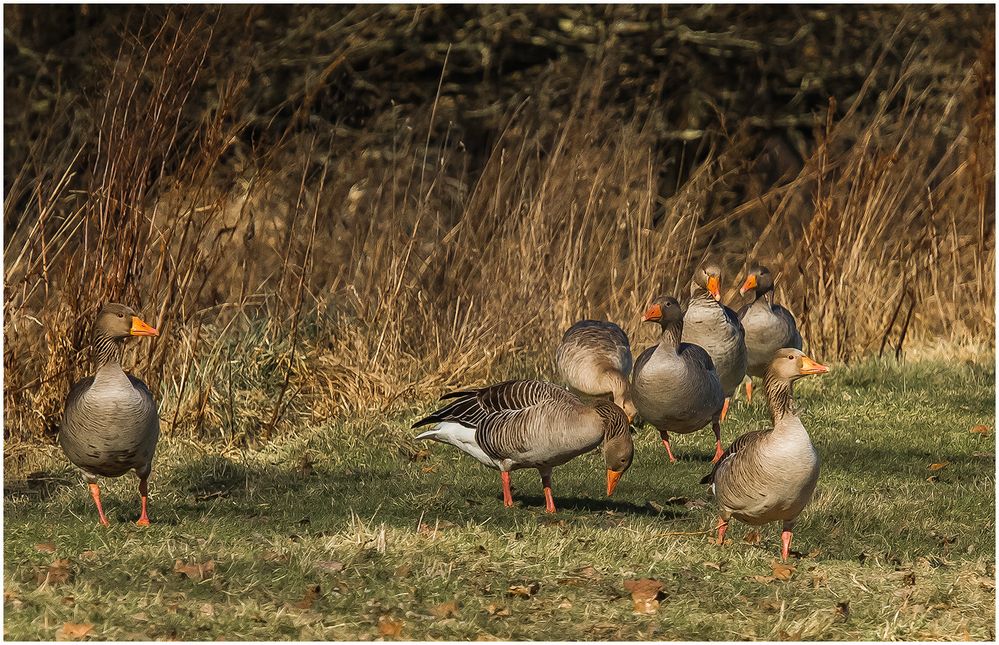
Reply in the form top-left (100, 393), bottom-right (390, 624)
top-left (642, 304), bottom-right (662, 322)
top-left (607, 469), bottom-right (623, 496)
top-left (706, 275), bottom-right (721, 301)
top-left (739, 273), bottom-right (758, 296)
top-left (130, 316), bottom-right (159, 337)
top-left (799, 356), bottom-right (829, 375)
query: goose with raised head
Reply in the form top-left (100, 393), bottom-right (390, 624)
top-left (59, 303), bottom-right (160, 526)
top-left (681, 263), bottom-right (747, 422)
top-left (737, 266), bottom-right (802, 403)
top-left (413, 379), bottom-right (633, 512)
top-left (700, 348), bottom-right (828, 561)
top-left (632, 296), bottom-right (725, 463)
top-left (555, 319), bottom-right (636, 421)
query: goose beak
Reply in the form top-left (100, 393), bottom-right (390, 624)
top-left (739, 274), bottom-right (757, 296)
top-left (706, 275), bottom-right (721, 301)
top-left (606, 469), bottom-right (623, 496)
top-left (642, 304), bottom-right (662, 322)
top-left (130, 316), bottom-right (159, 337)
top-left (799, 356), bottom-right (828, 375)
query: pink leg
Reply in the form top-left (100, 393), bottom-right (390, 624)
top-left (661, 432), bottom-right (678, 463)
top-left (541, 472), bottom-right (556, 513)
top-left (500, 471), bottom-right (514, 508)
top-left (716, 518), bottom-right (729, 545)
top-left (136, 477), bottom-right (150, 526)
top-left (88, 483), bottom-right (110, 527)
top-left (781, 530), bottom-right (792, 561)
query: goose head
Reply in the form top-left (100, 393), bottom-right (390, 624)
top-left (768, 348), bottom-right (828, 382)
top-left (642, 296), bottom-right (683, 328)
top-left (94, 303), bottom-right (159, 341)
top-left (739, 265), bottom-right (775, 297)
top-left (594, 400), bottom-right (634, 496)
top-left (691, 263), bottom-right (723, 301)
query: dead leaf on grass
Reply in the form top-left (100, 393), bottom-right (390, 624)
top-left (971, 424), bottom-right (990, 434)
top-left (771, 562), bottom-right (796, 581)
top-left (743, 530), bottom-right (761, 544)
top-left (430, 600), bottom-right (459, 618)
top-left (315, 560), bottom-right (344, 573)
top-left (623, 578), bottom-right (664, 614)
top-left (38, 559), bottom-right (72, 586)
top-left (702, 561), bottom-right (722, 571)
top-left (377, 615), bottom-right (403, 637)
top-left (56, 622), bottom-right (93, 640)
top-left (394, 563), bottom-right (413, 578)
top-left (835, 601), bottom-right (850, 620)
top-left (576, 565), bottom-right (597, 578)
top-left (507, 582), bottom-right (540, 598)
top-left (173, 558), bottom-right (215, 582)
top-left (926, 475), bottom-right (940, 483)
top-left (78, 550), bottom-right (98, 561)
top-left (294, 584), bottom-right (321, 610)
top-left (485, 603), bottom-right (511, 617)
top-left (811, 571), bottom-right (828, 588)
top-left (199, 603), bottom-right (215, 616)
top-left (928, 461), bottom-right (950, 471)
top-left (35, 542), bottom-right (56, 553)
top-left (558, 599), bottom-right (573, 609)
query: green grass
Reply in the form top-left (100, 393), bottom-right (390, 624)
top-left (4, 358), bottom-right (995, 640)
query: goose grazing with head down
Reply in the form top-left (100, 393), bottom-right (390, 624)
top-left (632, 296), bottom-right (725, 462)
top-left (413, 379), bottom-right (633, 512)
top-left (737, 266), bottom-right (802, 403)
top-left (681, 263), bottom-right (747, 422)
top-left (59, 303), bottom-right (160, 526)
top-left (700, 348), bottom-right (828, 561)
top-left (555, 320), bottom-right (637, 421)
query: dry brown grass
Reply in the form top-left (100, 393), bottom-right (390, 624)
top-left (3, 7), bottom-right (994, 471)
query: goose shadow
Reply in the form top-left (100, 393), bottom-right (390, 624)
top-left (513, 494), bottom-right (688, 519)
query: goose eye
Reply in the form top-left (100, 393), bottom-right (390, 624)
top-left (117, 313), bottom-right (124, 318)
top-left (787, 354), bottom-right (795, 360)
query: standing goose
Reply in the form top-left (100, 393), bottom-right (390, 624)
top-left (632, 296), bottom-right (725, 463)
top-left (681, 263), bottom-right (747, 422)
top-left (555, 320), bottom-right (637, 421)
top-left (737, 266), bottom-right (802, 403)
top-left (60, 303), bottom-right (160, 526)
top-left (700, 348), bottom-right (828, 561)
top-left (412, 379), bottom-right (633, 512)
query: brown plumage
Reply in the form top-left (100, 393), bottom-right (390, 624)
top-left (701, 348), bottom-right (828, 561)
top-left (737, 266), bottom-right (803, 403)
top-left (59, 303), bottom-right (160, 526)
top-left (555, 319), bottom-right (637, 421)
top-left (413, 379), bottom-right (634, 512)
top-left (632, 296), bottom-right (726, 463)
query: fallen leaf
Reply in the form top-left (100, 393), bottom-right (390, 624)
top-left (928, 461), bottom-right (950, 471)
top-left (485, 603), bottom-right (511, 617)
top-left (61, 596), bottom-right (76, 607)
top-left (294, 584), bottom-right (320, 610)
top-left (507, 582), bottom-right (540, 598)
top-left (315, 561), bottom-right (344, 573)
top-left (56, 622), bottom-right (93, 640)
top-left (377, 615), bottom-right (403, 637)
top-left (199, 603), bottom-right (215, 616)
top-left (412, 449), bottom-right (431, 461)
top-left (623, 578), bottom-right (664, 614)
top-left (35, 542), bottom-right (56, 553)
top-left (430, 600), bottom-right (459, 618)
top-left (811, 571), bottom-right (828, 588)
top-left (771, 562), bottom-right (796, 581)
top-left (926, 475), bottom-right (940, 483)
top-left (576, 565), bottom-right (597, 578)
top-left (78, 550), bottom-right (98, 561)
top-left (702, 561), bottom-right (722, 571)
top-left (835, 601), bottom-right (850, 620)
top-left (38, 559), bottom-right (72, 586)
top-left (971, 424), bottom-right (990, 434)
top-left (173, 558), bottom-right (215, 582)
top-left (130, 612), bottom-right (149, 622)
top-left (421, 465), bottom-right (438, 474)
top-left (743, 531), bottom-right (761, 545)
top-left (394, 563), bottom-right (412, 578)
top-left (558, 600), bottom-right (573, 609)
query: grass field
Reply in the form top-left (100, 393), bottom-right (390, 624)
top-left (3, 358), bottom-right (995, 641)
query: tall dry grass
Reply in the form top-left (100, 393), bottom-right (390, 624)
top-left (3, 8), bottom-right (993, 473)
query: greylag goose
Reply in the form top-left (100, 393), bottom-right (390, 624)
top-left (59, 303), bottom-right (160, 526)
top-left (700, 348), bottom-right (828, 561)
top-left (632, 296), bottom-right (725, 463)
top-left (412, 379), bottom-right (633, 512)
top-left (681, 263), bottom-right (747, 422)
top-left (737, 266), bottom-right (803, 403)
top-left (555, 320), bottom-right (637, 421)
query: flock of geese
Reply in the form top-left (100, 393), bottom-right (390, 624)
top-left (57, 263), bottom-right (826, 561)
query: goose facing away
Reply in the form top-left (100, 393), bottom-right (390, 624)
top-left (59, 303), bottom-right (160, 526)
top-left (632, 296), bottom-right (725, 463)
top-left (413, 379), bottom-right (634, 513)
top-left (700, 348), bottom-right (828, 561)
top-left (555, 320), bottom-right (637, 421)
top-left (737, 266), bottom-right (803, 403)
top-left (681, 263), bottom-right (748, 422)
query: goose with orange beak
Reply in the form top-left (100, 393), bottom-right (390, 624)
top-left (681, 263), bottom-right (748, 430)
top-left (632, 296), bottom-right (726, 463)
top-left (700, 348), bottom-right (829, 561)
top-left (737, 265), bottom-right (802, 404)
top-left (59, 303), bottom-right (161, 526)
top-left (413, 380), bottom-right (633, 513)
